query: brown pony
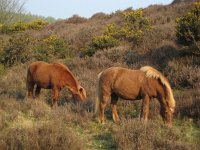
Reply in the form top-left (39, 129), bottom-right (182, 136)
top-left (95, 66), bottom-right (175, 126)
top-left (27, 61), bottom-right (87, 109)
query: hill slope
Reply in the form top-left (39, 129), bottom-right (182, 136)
top-left (0, 1), bottom-right (199, 149)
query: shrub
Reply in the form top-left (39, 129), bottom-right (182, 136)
top-left (119, 9), bottom-right (152, 44)
top-left (7, 21), bottom-right (27, 33)
top-left (0, 34), bottom-right (71, 66)
top-left (83, 35), bottom-right (119, 56)
top-left (176, 2), bottom-right (200, 45)
top-left (66, 15), bottom-right (88, 24)
top-left (83, 9), bottom-right (151, 56)
top-left (1, 34), bottom-right (35, 67)
top-left (0, 20), bottom-right (48, 33)
top-left (27, 20), bottom-right (48, 30)
top-left (34, 35), bottom-right (71, 61)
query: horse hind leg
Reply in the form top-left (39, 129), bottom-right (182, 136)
top-left (140, 94), bottom-right (150, 123)
top-left (111, 93), bottom-right (119, 123)
top-left (27, 82), bottom-right (35, 99)
top-left (99, 94), bottom-right (110, 124)
top-left (35, 85), bottom-right (41, 98)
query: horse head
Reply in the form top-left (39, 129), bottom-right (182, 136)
top-left (161, 101), bottom-right (175, 127)
top-left (72, 85), bottom-right (87, 101)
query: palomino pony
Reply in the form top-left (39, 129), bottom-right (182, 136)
top-left (27, 61), bottom-right (87, 109)
top-left (95, 66), bottom-right (175, 126)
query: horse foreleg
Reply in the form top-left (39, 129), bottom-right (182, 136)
top-left (111, 104), bottom-right (119, 123)
top-left (52, 88), bottom-right (60, 110)
top-left (140, 94), bottom-right (150, 123)
top-left (111, 94), bottom-right (119, 123)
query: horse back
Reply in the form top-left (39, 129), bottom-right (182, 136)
top-left (27, 61), bottom-right (69, 89)
top-left (99, 67), bottom-right (149, 100)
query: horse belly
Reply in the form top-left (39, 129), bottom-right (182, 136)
top-left (33, 72), bottom-right (52, 89)
top-left (113, 84), bottom-right (141, 100)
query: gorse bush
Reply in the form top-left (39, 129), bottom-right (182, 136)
top-left (35, 35), bottom-right (70, 61)
top-left (0, 20), bottom-right (48, 33)
top-left (27, 20), bottom-right (49, 30)
top-left (0, 34), bottom-right (71, 66)
top-left (1, 34), bottom-right (34, 67)
top-left (83, 35), bottom-right (119, 56)
top-left (7, 21), bottom-right (27, 33)
top-left (119, 9), bottom-right (152, 44)
top-left (83, 9), bottom-right (151, 56)
top-left (176, 2), bottom-right (200, 45)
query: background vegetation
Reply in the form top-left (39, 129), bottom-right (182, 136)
top-left (0, 0), bottom-right (199, 149)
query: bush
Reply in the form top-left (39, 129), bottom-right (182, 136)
top-left (7, 21), bottom-right (27, 33)
top-left (119, 9), bottom-right (152, 44)
top-left (34, 35), bottom-right (71, 61)
top-left (0, 20), bottom-right (48, 33)
top-left (1, 34), bottom-right (35, 67)
top-left (83, 9), bottom-right (151, 56)
top-left (27, 20), bottom-right (48, 30)
top-left (0, 33), bottom-right (71, 66)
top-left (83, 35), bottom-right (119, 56)
top-left (176, 2), bottom-right (200, 45)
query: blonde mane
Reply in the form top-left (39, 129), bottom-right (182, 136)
top-left (140, 66), bottom-right (176, 112)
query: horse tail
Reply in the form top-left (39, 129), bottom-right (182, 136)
top-left (95, 72), bottom-right (102, 115)
top-left (140, 66), bottom-right (175, 112)
top-left (26, 66), bottom-right (32, 100)
top-left (25, 68), bottom-right (30, 100)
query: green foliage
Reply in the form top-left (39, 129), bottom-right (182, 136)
top-left (119, 9), bottom-right (152, 44)
top-left (104, 10), bottom-right (152, 44)
top-left (103, 23), bottom-right (118, 37)
top-left (7, 21), bottom-right (27, 33)
top-left (1, 34), bottom-right (34, 67)
top-left (83, 9), bottom-right (151, 56)
top-left (0, 64), bottom-right (6, 78)
top-left (84, 35), bottom-right (119, 56)
top-left (176, 2), bottom-right (200, 45)
top-left (27, 20), bottom-right (48, 30)
top-left (0, 20), bottom-right (48, 33)
top-left (0, 33), bottom-right (71, 66)
top-left (34, 35), bottom-right (70, 61)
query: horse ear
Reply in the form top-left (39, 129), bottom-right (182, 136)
top-left (79, 87), bottom-right (83, 92)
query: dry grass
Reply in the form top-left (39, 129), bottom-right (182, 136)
top-left (0, 97), bottom-right (86, 150)
top-left (113, 119), bottom-right (198, 150)
top-left (0, 1), bottom-right (200, 149)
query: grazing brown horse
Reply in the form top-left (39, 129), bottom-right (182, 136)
top-left (95, 66), bottom-right (175, 126)
top-left (27, 61), bottom-right (87, 109)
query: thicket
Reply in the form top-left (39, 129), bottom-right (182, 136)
top-left (0, 20), bottom-right (48, 33)
top-left (83, 9), bottom-right (152, 56)
top-left (34, 35), bottom-right (71, 62)
top-left (176, 2), bottom-right (200, 46)
top-left (0, 34), bottom-right (70, 67)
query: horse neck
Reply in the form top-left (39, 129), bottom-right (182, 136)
top-left (63, 70), bottom-right (79, 93)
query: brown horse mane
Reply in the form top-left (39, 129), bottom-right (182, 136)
top-left (54, 63), bottom-right (80, 91)
top-left (140, 66), bottom-right (176, 112)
